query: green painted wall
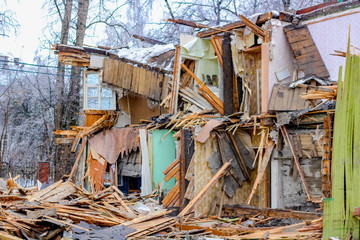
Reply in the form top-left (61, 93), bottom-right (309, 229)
top-left (152, 129), bottom-right (176, 193)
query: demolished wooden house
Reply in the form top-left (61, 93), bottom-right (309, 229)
top-left (44, 1), bottom-right (360, 239)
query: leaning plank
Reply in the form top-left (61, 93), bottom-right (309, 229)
top-left (169, 46), bottom-right (181, 114)
top-left (197, 12), bottom-right (273, 38)
top-left (123, 209), bottom-right (172, 227)
top-left (181, 63), bottom-right (224, 114)
top-left (164, 164), bottom-right (180, 182)
top-left (239, 15), bottom-right (267, 40)
top-left (71, 130), bottom-right (82, 153)
top-left (210, 37), bottom-right (223, 68)
top-left (179, 161), bottom-right (231, 217)
top-left (162, 182), bottom-right (180, 206)
top-left (163, 157), bottom-right (180, 176)
top-left (280, 125), bottom-right (311, 199)
top-left (68, 138), bottom-right (87, 180)
top-left (246, 140), bottom-right (274, 204)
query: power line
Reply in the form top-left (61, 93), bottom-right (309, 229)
top-left (0, 67), bottom-right (83, 78)
top-left (0, 59), bottom-right (85, 70)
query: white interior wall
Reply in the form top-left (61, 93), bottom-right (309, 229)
top-left (268, 19), bottom-right (298, 100)
top-left (303, 8), bottom-right (360, 80)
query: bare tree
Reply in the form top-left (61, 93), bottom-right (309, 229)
top-left (0, 9), bottom-right (19, 37)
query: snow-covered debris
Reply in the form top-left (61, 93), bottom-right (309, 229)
top-left (117, 44), bottom-right (175, 66)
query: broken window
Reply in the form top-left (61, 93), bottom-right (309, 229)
top-left (84, 71), bottom-right (115, 110)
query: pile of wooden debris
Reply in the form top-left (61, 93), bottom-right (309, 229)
top-left (0, 173), bottom-right (323, 239)
top-left (0, 177), bottom-right (173, 239)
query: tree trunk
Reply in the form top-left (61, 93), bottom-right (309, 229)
top-left (59, 0), bottom-right (90, 180)
top-left (54, 0), bottom-right (73, 181)
top-left (68, 0), bottom-right (89, 126)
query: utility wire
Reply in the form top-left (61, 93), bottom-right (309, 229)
top-left (0, 67), bottom-right (83, 78)
top-left (0, 59), bottom-right (85, 70)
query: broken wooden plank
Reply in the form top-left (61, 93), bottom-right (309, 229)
top-left (68, 138), bottom-right (87, 180)
top-left (164, 164), bottom-right (180, 182)
top-left (181, 63), bottom-right (224, 115)
top-left (162, 182), bottom-right (180, 207)
top-left (123, 209), bottom-right (172, 227)
top-left (163, 157), bottom-right (180, 176)
top-left (197, 12), bottom-right (273, 38)
top-left (246, 140), bottom-right (274, 204)
top-left (239, 15), bottom-right (268, 40)
top-left (179, 161), bottom-right (231, 217)
top-left (170, 45), bottom-right (181, 114)
top-left (280, 126), bottom-right (311, 199)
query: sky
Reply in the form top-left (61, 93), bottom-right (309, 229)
top-left (0, 0), bottom-right (166, 63)
top-left (0, 0), bottom-right (46, 62)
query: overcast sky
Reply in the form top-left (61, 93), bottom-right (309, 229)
top-left (0, 0), bottom-right (46, 62)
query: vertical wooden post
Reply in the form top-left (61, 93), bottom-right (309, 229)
top-left (261, 42), bottom-right (270, 113)
top-left (179, 129), bottom-right (194, 210)
top-left (179, 129), bottom-right (186, 210)
top-left (222, 33), bottom-right (234, 115)
top-left (170, 46), bottom-right (181, 114)
top-left (115, 161), bottom-right (118, 188)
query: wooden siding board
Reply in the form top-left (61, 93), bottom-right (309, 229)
top-left (103, 58), bottom-right (163, 101)
top-left (284, 24), bottom-right (329, 78)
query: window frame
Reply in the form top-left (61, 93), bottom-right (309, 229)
top-left (83, 70), bottom-right (116, 110)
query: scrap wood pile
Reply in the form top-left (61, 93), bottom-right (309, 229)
top-left (144, 109), bottom-right (270, 138)
top-left (0, 178), bottom-right (177, 240)
top-left (301, 84), bottom-right (338, 100)
top-left (175, 214), bottom-right (322, 239)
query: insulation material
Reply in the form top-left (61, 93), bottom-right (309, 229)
top-left (89, 127), bottom-right (140, 164)
top-left (232, 45), bottom-right (262, 115)
top-left (152, 130), bottom-right (176, 192)
top-left (194, 134), bottom-right (266, 217)
top-left (180, 34), bottom-right (220, 97)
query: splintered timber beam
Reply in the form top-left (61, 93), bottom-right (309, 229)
top-left (279, 126), bottom-right (311, 200)
top-left (210, 37), bottom-right (223, 69)
top-left (180, 63), bottom-right (224, 115)
top-left (178, 161), bottom-right (231, 217)
top-left (246, 140), bottom-right (274, 205)
top-left (166, 19), bottom-right (232, 34)
top-left (170, 46), bottom-right (181, 114)
top-left (239, 15), bottom-right (269, 41)
top-left (68, 138), bottom-right (87, 180)
top-left (197, 12), bottom-right (273, 38)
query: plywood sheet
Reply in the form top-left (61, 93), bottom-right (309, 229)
top-left (193, 134), bottom-right (266, 217)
